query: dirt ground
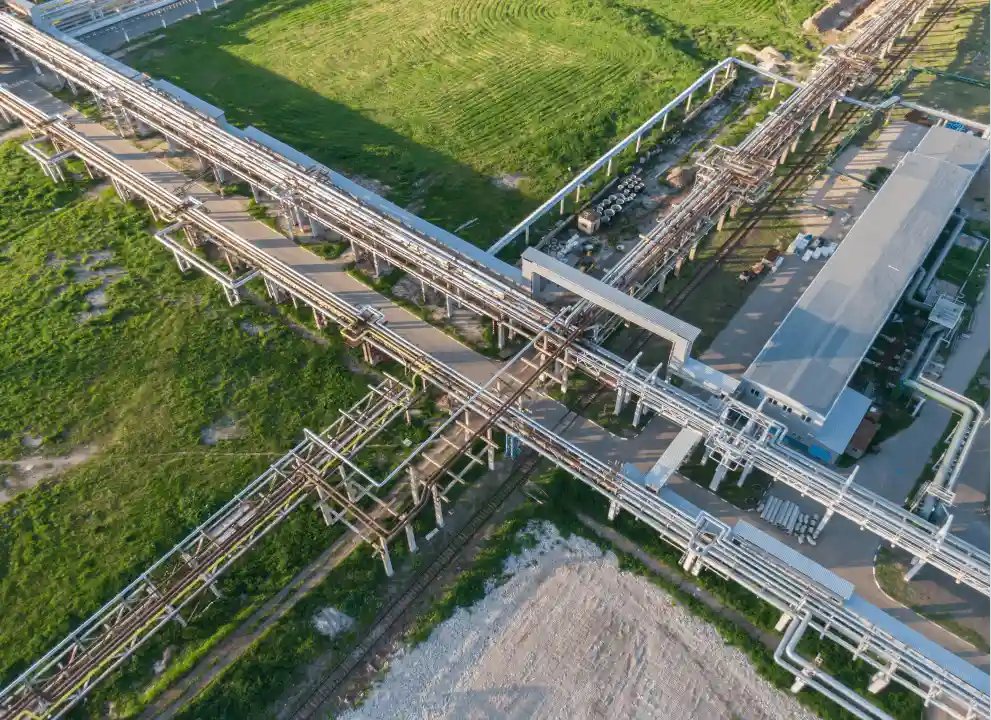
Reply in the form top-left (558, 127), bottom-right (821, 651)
top-left (343, 522), bottom-right (814, 720)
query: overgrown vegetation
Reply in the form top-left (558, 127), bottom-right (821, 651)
top-left (127, 0), bottom-right (821, 248)
top-left (0, 141), bottom-right (376, 696)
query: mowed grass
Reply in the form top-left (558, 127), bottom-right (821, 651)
top-left (130, 0), bottom-right (821, 246)
top-left (0, 141), bottom-right (366, 682)
top-left (900, 0), bottom-right (990, 120)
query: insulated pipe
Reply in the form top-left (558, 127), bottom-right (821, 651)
top-left (905, 378), bottom-right (985, 497)
top-left (913, 212), bottom-right (967, 304)
top-left (775, 614), bottom-right (897, 720)
top-left (900, 326), bottom-right (946, 382)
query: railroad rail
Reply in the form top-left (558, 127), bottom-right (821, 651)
top-left (0, 89), bottom-right (988, 720)
top-left (0, 5), bottom-right (991, 595)
top-left (0, 0), bottom-right (988, 715)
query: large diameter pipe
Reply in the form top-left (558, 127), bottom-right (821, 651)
top-left (905, 378), bottom-right (985, 497)
top-left (775, 614), bottom-right (896, 720)
top-left (919, 213), bottom-right (967, 300)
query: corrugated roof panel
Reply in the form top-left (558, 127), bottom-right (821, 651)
top-left (815, 387), bottom-right (872, 454)
top-left (914, 125), bottom-right (990, 173)
top-left (732, 521), bottom-right (854, 600)
top-left (658, 486), bottom-right (704, 520)
top-left (646, 428), bottom-right (704, 489)
top-left (744, 152), bottom-right (975, 419)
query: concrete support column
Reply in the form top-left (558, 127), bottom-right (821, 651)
top-left (770, 79), bottom-right (778, 99)
top-left (780, 146), bottom-right (789, 165)
top-left (559, 197), bottom-right (566, 215)
top-left (709, 464), bottom-right (728, 492)
top-left (214, 164), bottom-right (226, 185)
top-left (607, 499), bottom-right (621, 522)
top-left (310, 216), bottom-right (327, 239)
top-left (486, 428), bottom-right (495, 470)
top-left (497, 322), bottom-right (506, 350)
top-left (730, 204), bottom-right (738, 219)
top-left (250, 184), bottom-right (262, 203)
top-left (606, 157), bottom-right (613, 176)
top-left (559, 351), bottom-right (570, 394)
top-left (661, 113), bottom-right (668, 132)
top-left (828, 99), bottom-right (837, 119)
top-left (735, 462), bottom-right (753, 487)
top-left (656, 271), bottom-right (667, 293)
top-left (405, 525), bottom-right (418, 553)
top-left (674, 255), bottom-right (684, 277)
top-left (524, 226), bottom-right (530, 245)
top-left (313, 307), bottom-right (327, 330)
top-left (445, 294), bottom-right (454, 319)
top-left (372, 252), bottom-right (382, 278)
top-left (708, 73), bottom-right (716, 93)
top-left (30, 58), bottom-right (41, 76)
top-left (409, 468), bottom-right (421, 504)
top-left (635, 134), bottom-right (642, 153)
top-left (432, 484), bottom-right (445, 529)
top-left (380, 538), bottom-right (393, 577)
top-left (688, 241), bottom-right (700, 261)
top-left (790, 137), bottom-right (799, 154)
top-left (613, 385), bottom-right (627, 416)
top-left (6, 44), bottom-right (18, 61)
top-left (420, 279), bottom-right (428, 305)
top-left (684, 91), bottom-right (693, 115)
top-left (67, 78), bottom-right (78, 96)
top-left (633, 399), bottom-right (645, 427)
top-left (717, 209), bottom-right (727, 231)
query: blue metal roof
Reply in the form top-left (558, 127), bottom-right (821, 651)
top-left (815, 387), bottom-right (872, 454)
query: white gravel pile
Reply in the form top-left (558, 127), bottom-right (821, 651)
top-left (343, 521), bottom-right (815, 720)
top-left (313, 607), bottom-right (354, 638)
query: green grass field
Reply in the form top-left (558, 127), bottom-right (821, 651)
top-left (900, 0), bottom-right (990, 119)
top-left (129, 0), bottom-right (821, 247)
top-left (0, 140), bottom-right (371, 685)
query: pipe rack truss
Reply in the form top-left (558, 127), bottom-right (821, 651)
top-left (0, 377), bottom-right (417, 720)
top-left (0, 0), bottom-right (987, 714)
top-left (0, 0), bottom-right (988, 593)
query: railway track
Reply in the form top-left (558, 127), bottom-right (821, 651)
top-left (662, 0), bottom-right (955, 315)
top-left (286, 14), bottom-right (964, 713)
top-left (287, 400), bottom-right (595, 719)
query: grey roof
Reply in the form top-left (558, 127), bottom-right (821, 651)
top-left (733, 521), bottom-right (854, 600)
top-left (815, 387), bottom-right (872, 454)
top-left (522, 248), bottom-right (701, 364)
top-left (914, 125), bottom-right (990, 173)
top-left (846, 594), bottom-right (991, 695)
top-left (744, 151), bottom-right (976, 419)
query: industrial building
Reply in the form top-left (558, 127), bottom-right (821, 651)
top-left (739, 124), bottom-right (989, 463)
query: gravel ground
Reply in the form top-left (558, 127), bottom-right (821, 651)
top-left (342, 522), bottom-right (815, 720)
